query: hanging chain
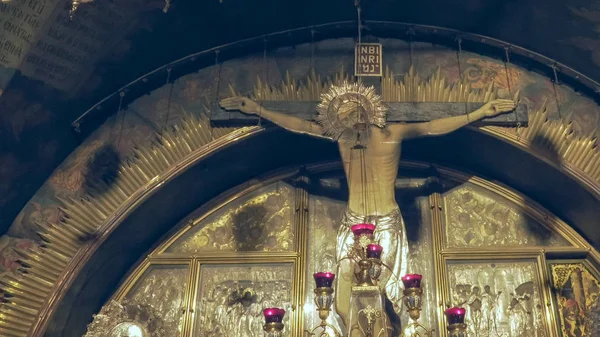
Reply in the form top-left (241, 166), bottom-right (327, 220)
top-left (356, 0), bottom-right (362, 45)
top-left (361, 145), bottom-right (367, 217)
top-left (213, 50), bottom-right (223, 140)
top-left (456, 37), bottom-right (470, 123)
top-left (355, 0), bottom-right (362, 84)
top-left (504, 46), bottom-right (521, 139)
top-left (408, 26), bottom-right (415, 68)
top-left (310, 28), bottom-right (315, 73)
top-left (551, 63), bottom-right (564, 121)
top-left (164, 67), bottom-right (175, 129)
top-left (258, 37), bottom-right (268, 127)
top-left (116, 91), bottom-right (126, 147)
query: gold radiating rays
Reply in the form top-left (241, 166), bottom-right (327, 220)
top-left (245, 66), bottom-right (597, 182)
top-left (0, 111), bottom-right (237, 337)
top-left (247, 66), bottom-right (497, 103)
top-left (236, 69), bottom-right (351, 101)
top-left (1, 67), bottom-right (599, 337)
top-left (316, 81), bottom-right (387, 139)
top-left (516, 107), bottom-right (600, 182)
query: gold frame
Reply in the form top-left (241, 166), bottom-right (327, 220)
top-left (113, 259), bottom-right (195, 336)
top-left (109, 168), bottom-right (308, 337)
top-left (439, 253), bottom-right (556, 337)
top-left (437, 166), bottom-right (588, 251)
top-left (151, 167), bottom-right (303, 257)
top-left (427, 166), bottom-right (592, 337)
top-left (188, 258), bottom-right (299, 337)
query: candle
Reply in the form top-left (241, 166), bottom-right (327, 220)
top-left (351, 223), bottom-right (376, 237)
top-left (444, 307), bottom-right (466, 325)
top-left (366, 244), bottom-right (383, 259)
top-left (263, 307), bottom-right (286, 323)
top-left (401, 274), bottom-right (423, 288)
top-left (313, 272), bottom-right (335, 288)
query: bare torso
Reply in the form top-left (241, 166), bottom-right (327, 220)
top-left (338, 126), bottom-right (401, 216)
top-left (220, 95), bottom-right (513, 217)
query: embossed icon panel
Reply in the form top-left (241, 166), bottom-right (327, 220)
top-left (166, 181), bottom-right (296, 253)
top-left (194, 263), bottom-right (295, 337)
top-left (447, 260), bottom-right (548, 337)
top-left (124, 264), bottom-right (190, 337)
top-left (443, 184), bottom-right (570, 248)
top-left (550, 263), bottom-right (600, 337)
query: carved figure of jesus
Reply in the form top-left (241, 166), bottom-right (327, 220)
top-left (220, 88), bottom-right (515, 326)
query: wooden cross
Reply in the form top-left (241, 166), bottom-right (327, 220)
top-left (210, 101), bottom-right (528, 127)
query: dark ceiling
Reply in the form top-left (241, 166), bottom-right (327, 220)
top-left (2, 0), bottom-right (600, 235)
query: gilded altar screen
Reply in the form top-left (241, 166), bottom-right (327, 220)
top-left (124, 264), bottom-right (190, 337)
top-left (93, 171), bottom-right (594, 337)
top-left (443, 184), bottom-right (570, 248)
top-left (194, 263), bottom-right (294, 337)
top-left (166, 181), bottom-right (296, 253)
top-left (447, 260), bottom-right (548, 337)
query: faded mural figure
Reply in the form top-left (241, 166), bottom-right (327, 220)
top-left (220, 84), bottom-right (515, 325)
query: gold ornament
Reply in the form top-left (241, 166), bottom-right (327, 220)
top-left (316, 81), bottom-right (387, 140)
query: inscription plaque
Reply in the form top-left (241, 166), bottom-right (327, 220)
top-left (354, 43), bottom-right (382, 77)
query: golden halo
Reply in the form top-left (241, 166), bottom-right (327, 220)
top-left (316, 81), bottom-right (387, 139)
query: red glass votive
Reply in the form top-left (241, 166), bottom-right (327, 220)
top-left (351, 223), bottom-right (376, 237)
top-left (313, 272), bottom-right (335, 288)
top-left (444, 307), bottom-right (466, 325)
top-left (401, 274), bottom-right (423, 288)
top-left (366, 244), bottom-right (383, 259)
top-left (263, 307), bottom-right (286, 323)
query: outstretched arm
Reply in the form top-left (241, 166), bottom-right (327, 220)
top-left (220, 97), bottom-right (325, 138)
top-left (389, 99), bottom-right (516, 139)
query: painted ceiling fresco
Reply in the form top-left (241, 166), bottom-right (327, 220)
top-left (2, 0), bottom-right (600, 254)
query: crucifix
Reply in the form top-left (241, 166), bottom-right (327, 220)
top-left (216, 80), bottom-right (523, 330)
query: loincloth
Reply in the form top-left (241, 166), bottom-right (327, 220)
top-left (335, 206), bottom-right (409, 314)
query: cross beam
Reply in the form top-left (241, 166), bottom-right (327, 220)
top-left (210, 101), bottom-right (528, 127)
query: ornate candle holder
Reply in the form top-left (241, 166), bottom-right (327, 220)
top-left (263, 308), bottom-right (285, 337)
top-left (351, 224), bottom-right (376, 258)
top-left (366, 244), bottom-right (383, 283)
top-left (350, 224), bottom-right (377, 287)
top-left (401, 274), bottom-right (423, 321)
top-left (445, 307), bottom-right (467, 337)
top-left (306, 272), bottom-right (342, 337)
top-left (400, 274), bottom-right (433, 337)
